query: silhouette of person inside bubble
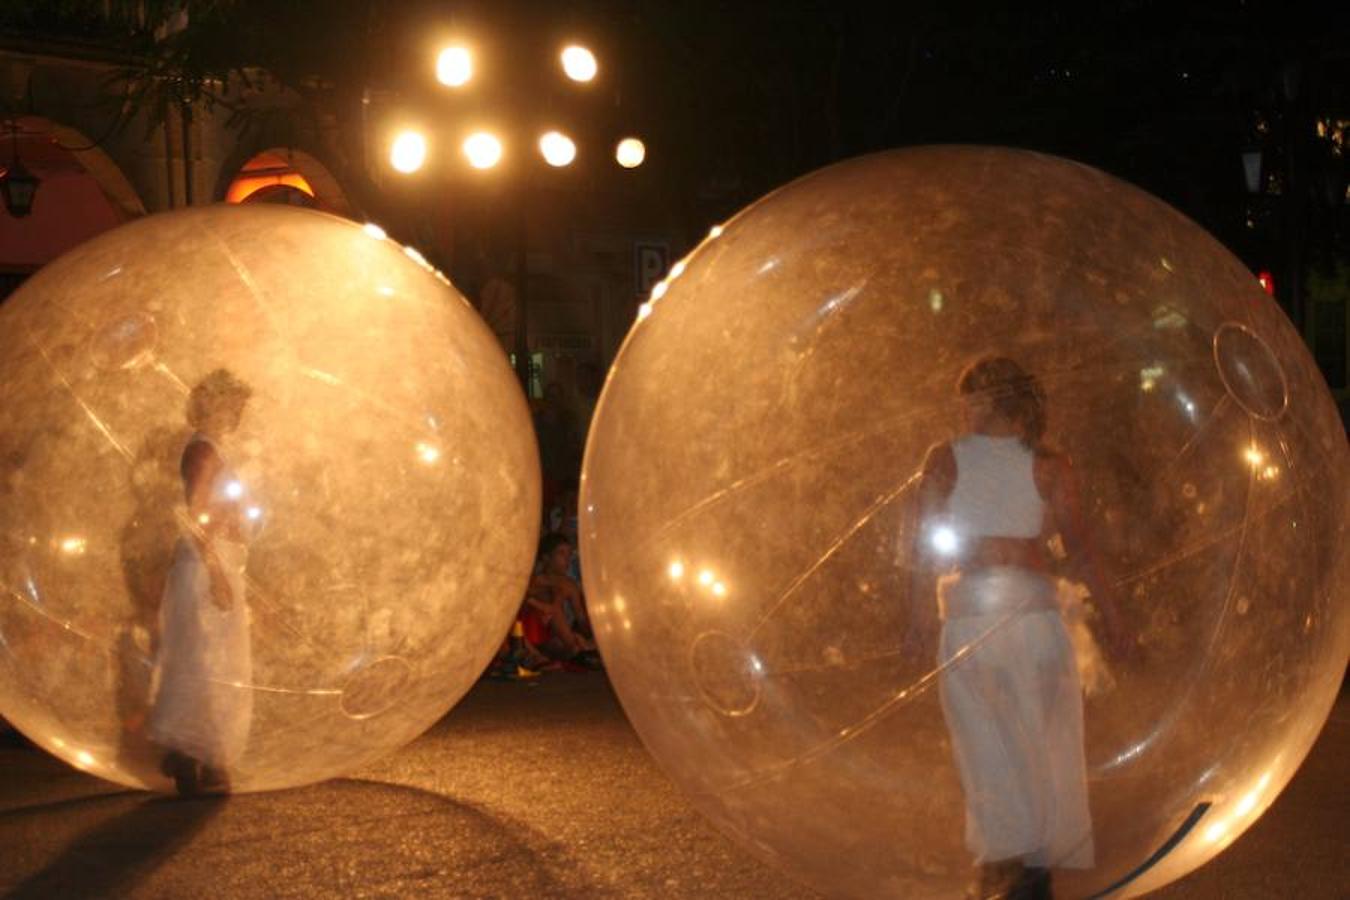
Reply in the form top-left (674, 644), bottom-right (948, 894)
top-left (907, 356), bottom-right (1133, 900)
top-left (147, 369), bottom-right (255, 795)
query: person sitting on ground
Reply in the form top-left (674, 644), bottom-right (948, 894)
top-left (532, 532), bottom-right (592, 636)
top-left (521, 533), bottom-right (599, 667)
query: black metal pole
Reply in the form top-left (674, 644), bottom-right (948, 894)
top-left (1281, 61), bottom-right (1308, 336)
top-left (163, 115), bottom-right (176, 209)
top-left (514, 186), bottom-right (531, 393)
top-left (180, 99), bottom-right (194, 206)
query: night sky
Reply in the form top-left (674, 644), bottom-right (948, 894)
top-left (381, 0), bottom-right (1347, 265)
top-left (4, 1), bottom-right (1346, 265)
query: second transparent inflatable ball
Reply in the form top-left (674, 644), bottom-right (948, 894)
top-left (580, 147), bottom-right (1348, 898)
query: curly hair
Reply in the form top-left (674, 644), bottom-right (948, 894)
top-left (957, 355), bottom-right (1047, 446)
top-left (186, 368), bottom-right (253, 430)
top-left (537, 531), bottom-right (572, 562)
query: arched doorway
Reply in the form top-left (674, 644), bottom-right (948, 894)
top-left (0, 116), bottom-right (145, 300)
top-left (224, 148), bottom-right (353, 217)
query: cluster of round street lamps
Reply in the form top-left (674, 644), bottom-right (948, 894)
top-left (389, 42), bottom-right (645, 175)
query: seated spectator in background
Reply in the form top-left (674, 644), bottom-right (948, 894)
top-left (544, 480), bottom-right (582, 580)
top-left (521, 533), bottom-right (599, 667)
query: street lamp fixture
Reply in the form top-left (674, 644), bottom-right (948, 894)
top-left (436, 45), bottom-right (473, 87)
top-left (539, 131), bottom-right (577, 167)
top-left (615, 137), bottom-right (645, 169)
top-left (464, 131), bottom-right (503, 169)
top-left (0, 156), bottom-right (39, 217)
top-left (400, 29), bottom-right (643, 393)
top-left (1242, 148), bottom-right (1262, 194)
top-left (1, 122), bottom-right (40, 217)
top-left (560, 45), bottom-right (598, 83)
top-left (390, 129), bottom-right (428, 173)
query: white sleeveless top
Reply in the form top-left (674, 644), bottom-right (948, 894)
top-left (947, 434), bottom-right (1045, 539)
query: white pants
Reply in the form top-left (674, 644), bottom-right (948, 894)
top-left (148, 538), bottom-right (253, 768)
top-left (938, 569), bottom-right (1094, 869)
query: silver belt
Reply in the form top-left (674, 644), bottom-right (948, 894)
top-left (937, 568), bottom-right (1058, 620)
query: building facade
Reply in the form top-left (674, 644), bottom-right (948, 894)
top-left (0, 22), bottom-right (681, 403)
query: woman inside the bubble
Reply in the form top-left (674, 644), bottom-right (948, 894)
top-left (907, 355), bottom-right (1133, 900)
top-left (148, 369), bottom-right (256, 796)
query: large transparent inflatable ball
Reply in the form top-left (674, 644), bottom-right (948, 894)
top-left (0, 205), bottom-right (539, 793)
top-left (581, 147), bottom-right (1347, 898)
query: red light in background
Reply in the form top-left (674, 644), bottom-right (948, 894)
top-left (1257, 270), bottom-right (1275, 296)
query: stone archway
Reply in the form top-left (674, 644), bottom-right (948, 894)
top-left (221, 147), bottom-right (355, 218)
top-left (42, 119), bottom-right (147, 219)
top-left (1, 116), bottom-right (145, 295)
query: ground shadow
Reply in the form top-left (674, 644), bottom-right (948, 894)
top-left (0, 778), bottom-right (603, 899)
top-left (2, 793), bottom-right (224, 899)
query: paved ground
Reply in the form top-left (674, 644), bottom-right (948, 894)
top-left (0, 673), bottom-right (1344, 899)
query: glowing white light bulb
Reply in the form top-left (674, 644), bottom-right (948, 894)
top-left (616, 137), bottom-right (645, 169)
top-left (390, 130), bottom-right (427, 174)
top-left (436, 46), bottom-right (472, 87)
top-left (463, 132), bottom-right (503, 169)
top-left (561, 45), bottom-right (598, 82)
top-left (668, 561), bottom-right (685, 580)
top-left (538, 131), bottom-right (577, 167)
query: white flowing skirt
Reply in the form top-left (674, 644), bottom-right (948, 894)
top-left (938, 568), bottom-right (1094, 869)
top-left (148, 537), bottom-right (253, 768)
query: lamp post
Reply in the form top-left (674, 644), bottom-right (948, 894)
top-left (383, 36), bottom-right (645, 395)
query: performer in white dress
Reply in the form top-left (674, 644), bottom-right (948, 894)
top-left (148, 369), bottom-right (254, 795)
top-left (907, 356), bottom-right (1133, 900)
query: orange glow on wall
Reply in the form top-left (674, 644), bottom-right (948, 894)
top-left (226, 152), bottom-right (316, 204)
